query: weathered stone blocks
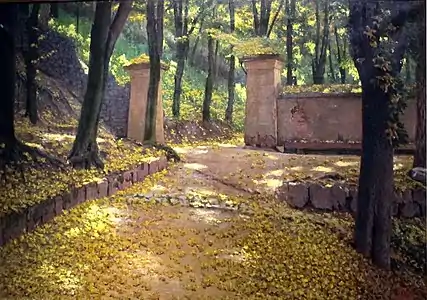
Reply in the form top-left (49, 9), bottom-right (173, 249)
top-left (310, 184), bottom-right (334, 210)
top-left (0, 156), bottom-right (168, 247)
top-left (98, 179), bottom-right (109, 198)
top-left (137, 164), bottom-right (149, 181)
top-left (276, 181), bottom-right (425, 219)
top-left (279, 182), bottom-right (309, 208)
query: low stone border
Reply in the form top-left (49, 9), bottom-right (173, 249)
top-left (0, 156), bottom-right (168, 247)
top-left (276, 182), bottom-right (426, 218)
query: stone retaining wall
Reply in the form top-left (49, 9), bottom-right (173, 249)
top-left (276, 182), bottom-right (426, 218)
top-left (36, 30), bottom-right (130, 137)
top-left (0, 157), bottom-right (168, 247)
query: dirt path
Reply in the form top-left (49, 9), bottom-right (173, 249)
top-left (0, 144), bottom-right (424, 300)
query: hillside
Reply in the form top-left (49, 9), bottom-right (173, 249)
top-left (49, 7), bottom-right (248, 131)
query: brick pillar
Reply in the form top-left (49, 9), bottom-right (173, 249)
top-left (124, 62), bottom-right (166, 144)
top-left (243, 55), bottom-right (283, 148)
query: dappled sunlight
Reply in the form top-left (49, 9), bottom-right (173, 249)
top-left (264, 169), bottom-right (285, 177)
top-left (150, 184), bottom-right (168, 194)
top-left (264, 153), bottom-right (279, 160)
top-left (183, 163), bottom-right (208, 170)
top-left (189, 208), bottom-right (232, 225)
top-left (192, 149), bottom-right (209, 155)
top-left (36, 263), bottom-right (83, 295)
top-left (173, 147), bottom-right (189, 154)
top-left (334, 160), bottom-right (358, 167)
top-left (289, 166), bottom-right (303, 171)
top-left (253, 178), bottom-right (284, 189)
top-left (394, 163), bottom-right (405, 170)
top-left (41, 132), bottom-right (75, 142)
top-left (311, 166), bottom-right (335, 172)
top-left (25, 142), bottom-right (44, 149)
top-left (127, 249), bottom-right (164, 277)
top-left (218, 143), bottom-right (238, 148)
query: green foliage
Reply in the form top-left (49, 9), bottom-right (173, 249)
top-left (283, 84), bottom-right (362, 94)
top-left (53, 10), bottom-right (246, 131)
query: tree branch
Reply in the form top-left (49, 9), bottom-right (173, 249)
top-left (266, 0), bottom-right (284, 38)
top-left (106, 0), bottom-right (133, 59)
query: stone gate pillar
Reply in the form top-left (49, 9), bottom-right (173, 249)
top-left (243, 55), bottom-right (283, 148)
top-left (124, 62), bottom-right (166, 144)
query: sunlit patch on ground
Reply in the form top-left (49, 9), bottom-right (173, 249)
top-left (311, 165), bottom-right (334, 172)
top-left (218, 143), bottom-right (237, 148)
top-left (183, 162), bottom-right (208, 170)
top-left (334, 160), bottom-right (358, 167)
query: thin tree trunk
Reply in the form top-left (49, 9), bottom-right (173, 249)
top-left (266, 0), bottom-right (284, 38)
top-left (202, 35), bottom-right (214, 123)
top-left (24, 4), bottom-right (40, 125)
top-left (225, 0), bottom-right (236, 123)
top-left (251, 0), bottom-right (260, 36)
top-left (286, 0), bottom-right (295, 85)
top-left (189, 19), bottom-right (203, 65)
top-left (172, 46), bottom-right (186, 118)
top-left (413, 0), bottom-right (426, 168)
top-left (213, 39), bottom-right (220, 80)
top-left (312, 0), bottom-right (329, 84)
top-left (145, 0), bottom-right (164, 143)
top-left (328, 41), bottom-right (336, 83)
top-left (172, 0), bottom-right (189, 119)
top-left (334, 25), bottom-right (346, 84)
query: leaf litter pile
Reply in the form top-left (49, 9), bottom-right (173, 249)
top-left (0, 140), bottom-right (426, 300)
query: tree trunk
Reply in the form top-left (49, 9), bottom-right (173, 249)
top-left (328, 42), bottom-right (336, 83)
top-left (69, 2), bottom-right (111, 169)
top-left (69, 1), bottom-right (133, 168)
top-left (225, 0), bottom-right (236, 123)
top-left (39, 4), bottom-right (50, 31)
top-left (286, 0), bottom-right (295, 85)
top-left (172, 45), bottom-right (186, 118)
top-left (413, 1), bottom-right (426, 168)
top-left (189, 20), bottom-right (203, 65)
top-left (312, 0), bottom-right (329, 84)
top-left (355, 79), bottom-right (394, 269)
top-left (202, 35), bottom-right (214, 123)
top-left (172, 0), bottom-right (190, 119)
top-left (348, 0), bottom-right (412, 269)
top-left (23, 4), bottom-right (40, 125)
top-left (0, 4), bottom-right (18, 148)
top-left (334, 25), bottom-right (346, 84)
top-left (145, 0), bottom-right (164, 143)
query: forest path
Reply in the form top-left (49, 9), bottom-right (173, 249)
top-left (0, 143), bottom-right (423, 299)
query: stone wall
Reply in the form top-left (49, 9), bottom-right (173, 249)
top-left (36, 30), bottom-right (130, 137)
top-left (276, 93), bottom-right (417, 144)
top-left (276, 182), bottom-right (426, 218)
top-left (0, 157), bottom-right (168, 247)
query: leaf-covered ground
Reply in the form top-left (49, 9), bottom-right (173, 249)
top-left (0, 109), bottom-right (163, 216)
top-left (0, 140), bottom-right (425, 300)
